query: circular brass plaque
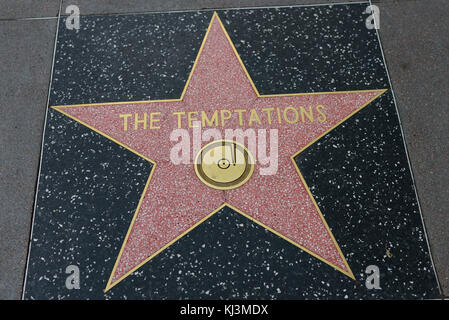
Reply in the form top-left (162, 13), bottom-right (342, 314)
top-left (194, 140), bottom-right (254, 190)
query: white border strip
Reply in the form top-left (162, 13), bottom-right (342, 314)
top-left (21, 0), bottom-right (62, 300)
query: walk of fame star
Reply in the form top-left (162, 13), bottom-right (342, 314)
top-left (52, 12), bottom-right (386, 291)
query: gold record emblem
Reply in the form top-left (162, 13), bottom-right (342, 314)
top-left (194, 140), bottom-right (254, 190)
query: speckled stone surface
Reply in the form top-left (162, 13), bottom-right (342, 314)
top-left (23, 4), bottom-right (440, 299)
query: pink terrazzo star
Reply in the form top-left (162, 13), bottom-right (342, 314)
top-left (53, 12), bottom-right (386, 291)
